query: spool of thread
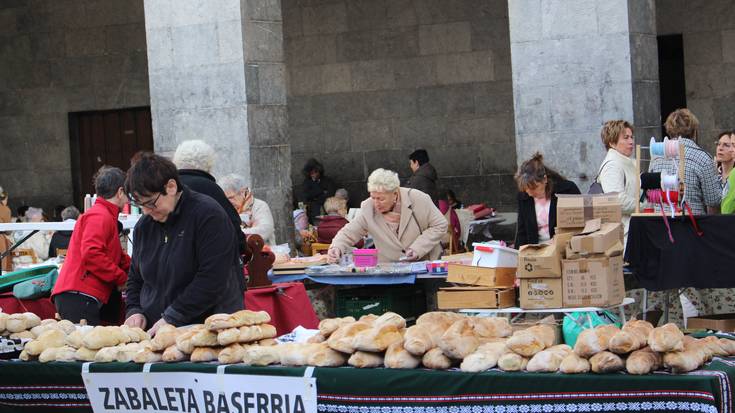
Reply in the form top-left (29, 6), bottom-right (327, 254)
top-left (660, 171), bottom-right (678, 190)
top-left (646, 189), bottom-right (662, 204)
top-left (665, 139), bottom-right (679, 158)
top-left (640, 172), bottom-right (662, 190)
top-left (650, 137), bottom-right (665, 157)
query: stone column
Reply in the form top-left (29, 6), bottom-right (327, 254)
top-left (509, 0), bottom-right (660, 187)
top-left (144, 0), bottom-right (292, 245)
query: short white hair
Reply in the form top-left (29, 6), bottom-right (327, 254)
top-left (26, 207), bottom-right (43, 220)
top-left (173, 140), bottom-right (215, 173)
top-left (367, 168), bottom-right (400, 193)
top-left (219, 173), bottom-right (250, 193)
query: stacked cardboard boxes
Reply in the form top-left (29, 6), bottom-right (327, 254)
top-left (437, 251), bottom-right (516, 309)
top-left (517, 232), bottom-right (572, 309)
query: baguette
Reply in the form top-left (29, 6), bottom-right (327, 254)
top-left (347, 351), bottom-right (384, 368)
top-left (205, 310), bottom-right (271, 330)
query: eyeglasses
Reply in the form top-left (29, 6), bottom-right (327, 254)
top-left (129, 192), bottom-right (163, 210)
top-left (716, 141), bottom-right (733, 148)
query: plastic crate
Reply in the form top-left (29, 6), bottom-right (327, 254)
top-left (335, 285), bottom-right (427, 323)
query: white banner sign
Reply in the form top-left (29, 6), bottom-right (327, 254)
top-left (82, 369), bottom-right (317, 413)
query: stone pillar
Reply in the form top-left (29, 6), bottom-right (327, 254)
top-left (509, 0), bottom-right (660, 187)
top-left (144, 0), bottom-right (292, 245)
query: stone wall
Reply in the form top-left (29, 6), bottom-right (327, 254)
top-left (0, 0), bottom-right (149, 213)
top-left (283, 0), bottom-right (517, 211)
top-left (657, 0), bottom-right (735, 154)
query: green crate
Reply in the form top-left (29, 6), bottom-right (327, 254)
top-left (335, 285), bottom-right (427, 323)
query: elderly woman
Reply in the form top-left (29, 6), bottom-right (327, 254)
top-left (219, 173), bottom-right (276, 245)
top-left (173, 140), bottom-right (245, 253)
top-left (597, 120), bottom-right (638, 240)
top-left (124, 153), bottom-right (244, 335)
top-left (327, 168), bottom-right (447, 263)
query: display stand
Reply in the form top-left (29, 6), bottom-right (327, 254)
top-left (459, 297), bottom-right (635, 326)
top-left (633, 140), bottom-right (686, 215)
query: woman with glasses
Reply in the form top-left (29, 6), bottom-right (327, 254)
top-left (123, 153), bottom-right (244, 336)
top-left (52, 166), bottom-right (131, 325)
top-left (219, 173), bottom-right (276, 246)
top-left (597, 120), bottom-right (638, 242)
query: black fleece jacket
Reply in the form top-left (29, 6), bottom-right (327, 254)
top-left (515, 178), bottom-right (581, 248)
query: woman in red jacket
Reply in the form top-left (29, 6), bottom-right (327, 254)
top-left (51, 166), bottom-right (130, 325)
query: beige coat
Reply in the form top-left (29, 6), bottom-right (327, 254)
top-left (330, 187), bottom-right (448, 263)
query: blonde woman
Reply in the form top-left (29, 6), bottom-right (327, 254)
top-left (327, 168), bottom-right (447, 263)
top-left (597, 120), bottom-right (638, 239)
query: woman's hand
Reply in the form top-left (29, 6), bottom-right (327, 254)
top-left (124, 313), bottom-right (147, 330)
top-left (327, 247), bottom-right (342, 263)
top-left (403, 248), bottom-right (418, 261)
top-left (147, 318), bottom-right (171, 337)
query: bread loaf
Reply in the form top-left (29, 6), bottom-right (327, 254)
top-left (506, 330), bottom-right (545, 357)
top-left (133, 348), bottom-right (162, 363)
top-left (190, 347), bottom-right (221, 362)
top-left (318, 317), bottom-right (356, 337)
top-left (648, 323), bottom-right (684, 353)
top-left (403, 324), bottom-right (434, 356)
top-left (162, 345), bottom-right (187, 362)
top-left (258, 338), bottom-right (277, 346)
top-left (589, 351), bottom-right (624, 373)
top-left (717, 337), bottom-right (735, 356)
top-left (621, 319), bottom-right (654, 347)
top-left (176, 327), bottom-right (206, 354)
top-left (6, 313), bottom-right (41, 333)
top-left (472, 317), bottom-right (512, 339)
top-left (497, 352), bottom-right (528, 371)
top-left (460, 342), bottom-right (507, 372)
top-left (281, 343), bottom-right (321, 366)
top-left (307, 334), bottom-right (326, 343)
top-left (625, 347), bottom-right (662, 375)
top-left (416, 311), bottom-right (463, 327)
top-left (10, 331), bottom-right (34, 340)
top-left (663, 339), bottom-right (708, 373)
top-left (352, 324), bottom-right (403, 352)
top-left (243, 345), bottom-right (281, 366)
top-left (116, 343), bottom-right (146, 362)
top-left (306, 343), bottom-right (347, 367)
top-left (75, 347), bottom-right (99, 362)
top-left (526, 345), bottom-right (571, 373)
top-left (190, 329), bottom-right (220, 347)
top-left (384, 341), bottom-right (421, 369)
top-left (559, 352), bottom-right (591, 374)
top-left (608, 330), bottom-right (641, 355)
top-left (205, 310), bottom-right (271, 330)
top-left (327, 322), bottom-right (371, 353)
top-left (150, 325), bottom-right (180, 351)
top-left (0, 312), bottom-right (8, 331)
top-left (39, 346), bottom-right (76, 363)
top-left (438, 319), bottom-right (479, 359)
top-left (595, 324), bottom-right (620, 348)
top-left (348, 351), bottom-right (384, 368)
top-left (373, 312), bottom-right (406, 329)
top-left (83, 326), bottom-right (128, 350)
top-left (422, 347), bottom-right (453, 370)
top-left (94, 346), bottom-right (121, 362)
top-left (25, 329), bottom-right (66, 356)
top-left (700, 335), bottom-right (729, 358)
top-left (358, 314), bottom-right (378, 324)
top-left (574, 329), bottom-right (604, 358)
top-left (218, 343), bottom-right (247, 364)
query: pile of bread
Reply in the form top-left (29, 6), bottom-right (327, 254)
top-left (0, 312), bottom-right (45, 339)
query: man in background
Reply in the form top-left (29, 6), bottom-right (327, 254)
top-left (407, 149), bottom-right (439, 204)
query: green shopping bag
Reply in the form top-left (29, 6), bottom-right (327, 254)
top-left (563, 310), bottom-right (621, 347)
top-left (12, 267), bottom-right (58, 300)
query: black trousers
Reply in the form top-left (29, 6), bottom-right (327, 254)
top-left (54, 292), bottom-right (102, 326)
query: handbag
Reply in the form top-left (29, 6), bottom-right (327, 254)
top-left (562, 310), bottom-right (621, 348)
top-left (587, 161), bottom-right (611, 194)
top-left (12, 267), bottom-right (58, 300)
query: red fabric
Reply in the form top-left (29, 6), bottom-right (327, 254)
top-left (466, 203), bottom-right (486, 213)
top-left (473, 207), bottom-right (494, 219)
top-left (244, 282), bottom-right (319, 336)
top-left (52, 198), bottom-right (129, 304)
top-left (0, 293), bottom-right (56, 319)
top-left (439, 200), bottom-right (461, 239)
top-left (316, 215), bottom-right (349, 244)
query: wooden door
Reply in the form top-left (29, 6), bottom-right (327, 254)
top-left (69, 107), bottom-right (153, 205)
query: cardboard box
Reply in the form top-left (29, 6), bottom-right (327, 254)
top-left (447, 264), bottom-right (516, 287)
top-left (556, 193), bottom-right (622, 228)
top-left (686, 314), bottom-right (735, 332)
top-left (437, 287), bottom-right (515, 309)
top-left (562, 244), bottom-right (625, 307)
top-left (519, 278), bottom-right (563, 309)
top-left (569, 220), bottom-right (621, 255)
top-left (518, 232), bottom-right (571, 278)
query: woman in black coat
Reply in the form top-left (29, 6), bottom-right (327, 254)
top-left (514, 153), bottom-right (581, 248)
top-left (300, 158), bottom-right (337, 225)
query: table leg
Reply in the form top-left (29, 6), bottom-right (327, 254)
top-left (663, 290), bottom-right (670, 324)
top-left (642, 289), bottom-right (648, 321)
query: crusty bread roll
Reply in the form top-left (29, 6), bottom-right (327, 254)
top-left (625, 347), bottom-right (661, 375)
top-left (242, 345), bottom-right (281, 366)
top-left (621, 319), bottom-right (653, 347)
top-left (717, 337), bottom-right (735, 356)
top-left (218, 343), bottom-right (247, 364)
top-left (506, 330), bottom-right (545, 357)
top-left (39, 346), bottom-right (76, 362)
top-left (6, 312), bottom-right (41, 333)
top-left (82, 326), bottom-right (127, 350)
top-left (373, 312), bottom-right (406, 329)
top-left (608, 330), bottom-right (641, 355)
top-left (94, 346), bottom-right (121, 362)
top-left (327, 322), bottom-right (371, 353)
top-left (648, 323), bottom-right (684, 353)
top-left (559, 352), bottom-right (591, 374)
top-left (700, 335), bottom-right (729, 358)
top-left (460, 342), bottom-right (507, 372)
top-left (526, 324), bottom-right (556, 348)
top-left (403, 324), bottom-right (434, 356)
top-left (133, 348), bottom-right (162, 363)
top-left (589, 351), bottom-right (624, 373)
top-left (190, 347), bottom-right (221, 362)
top-left (190, 329), bottom-right (220, 347)
top-left (352, 324), bottom-right (403, 352)
top-left (307, 334), bottom-right (326, 343)
top-left (472, 317), bottom-right (512, 339)
top-left (116, 343), bottom-right (147, 362)
top-left (30, 321), bottom-right (58, 338)
top-left (281, 343), bottom-right (321, 366)
top-left (150, 325), bottom-right (180, 351)
top-left (422, 347), bottom-right (453, 370)
top-left (526, 344), bottom-right (571, 373)
top-left (574, 329), bottom-right (604, 358)
top-left (162, 345), bottom-right (187, 362)
top-left (497, 352), bottom-right (528, 371)
top-left (175, 327), bottom-right (205, 354)
top-left (306, 343), bottom-right (347, 367)
top-left (384, 341), bottom-right (421, 369)
top-left (10, 331), bottom-right (34, 340)
top-left (25, 329), bottom-right (66, 356)
top-left (205, 310), bottom-right (271, 330)
top-left (348, 351), bottom-right (384, 368)
top-left (19, 349), bottom-right (32, 361)
top-left (75, 347), bottom-right (98, 362)
top-left (438, 319), bottom-right (479, 359)
top-left (358, 314), bottom-right (378, 324)
top-left (595, 324), bottom-right (620, 347)
top-left (318, 317), bottom-right (356, 337)
top-left (218, 324), bottom-right (277, 346)
top-left (258, 338), bottom-right (277, 346)
top-left (663, 339), bottom-right (708, 373)
top-left (216, 328), bottom-right (240, 346)
top-left (416, 311), bottom-right (463, 327)
top-left (0, 312), bottom-right (8, 332)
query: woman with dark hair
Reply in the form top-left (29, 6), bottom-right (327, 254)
top-left (301, 158), bottom-right (337, 224)
top-left (514, 153), bottom-right (580, 248)
top-left (123, 152), bottom-right (244, 335)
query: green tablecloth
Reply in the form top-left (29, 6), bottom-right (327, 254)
top-left (0, 358), bottom-right (734, 413)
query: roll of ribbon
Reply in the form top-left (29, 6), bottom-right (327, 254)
top-left (661, 171), bottom-right (678, 190)
top-left (640, 172), bottom-right (662, 190)
top-left (649, 137), bottom-right (679, 159)
top-left (646, 189), bottom-right (662, 204)
top-left (650, 137), bottom-right (665, 157)
top-left (665, 139), bottom-right (679, 158)
top-left (662, 190), bottom-right (678, 204)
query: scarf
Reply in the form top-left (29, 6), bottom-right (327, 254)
top-left (238, 190), bottom-right (255, 214)
top-left (383, 196), bottom-right (402, 235)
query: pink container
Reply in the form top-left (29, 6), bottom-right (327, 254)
top-left (353, 249), bottom-right (378, 267)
